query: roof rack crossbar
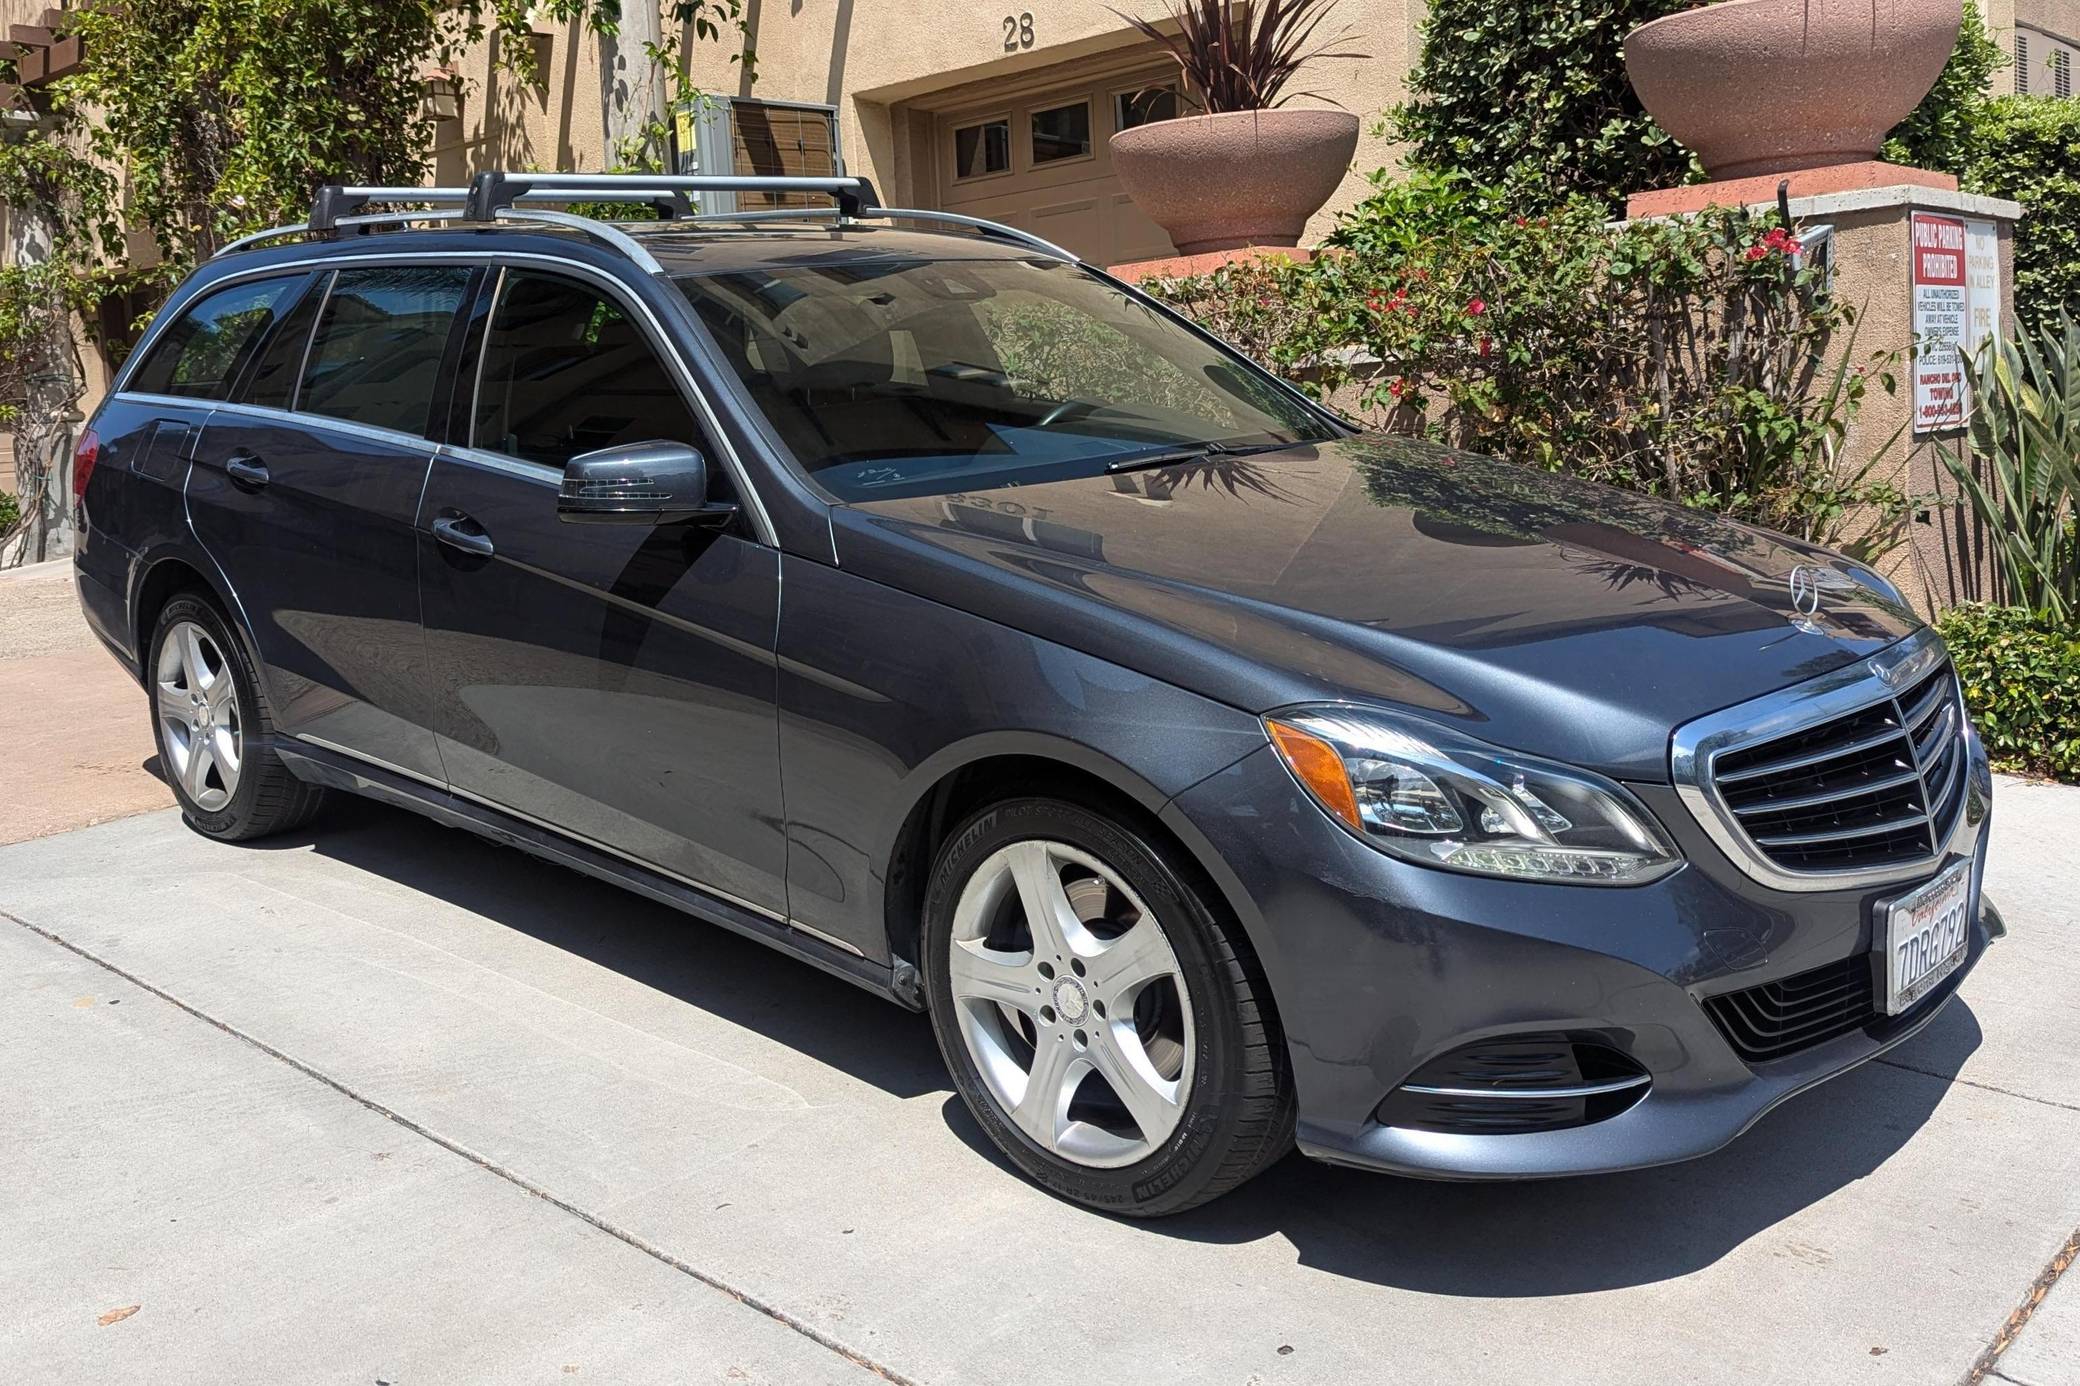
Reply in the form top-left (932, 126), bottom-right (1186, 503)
top-left (261, 175), bottom-right (1079, 269)
top-left (458, 171), bottom-right (881, 221)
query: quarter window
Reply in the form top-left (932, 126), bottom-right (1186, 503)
top-left (1030, 101), bottom-right (1092, 164)
top-left (128, 277), bottom-right (302, 401)
top-left (953, 119), bottom-right (1010, 179)
top-left (299, 266), bottom-right (471, 437)
top-left (471, 272), bottom-right (703, 469)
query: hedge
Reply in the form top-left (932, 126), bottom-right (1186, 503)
top-left (1957, 96), bottom-right (2080, 332)
top-left (1934, 603), bottom-right (2080, 782)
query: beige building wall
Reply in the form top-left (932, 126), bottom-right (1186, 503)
top-left (431, 0), bottom-right (1421, 263)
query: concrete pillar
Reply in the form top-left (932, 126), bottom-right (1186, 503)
top-left (1627, 167), bottom-right (2022, 615)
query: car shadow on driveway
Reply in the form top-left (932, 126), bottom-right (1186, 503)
top-left (215, 796), bottom-right (1981, 1295)
top-left (935, 992), bottom-right (1983, 1296)
top-left (242, 796), bottom-right (949, 1103)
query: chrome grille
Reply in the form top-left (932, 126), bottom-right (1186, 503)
top-left (1709, 661), bottom-right (1966, 873)
top-left (1671, 631), bottom-right (1976, 891)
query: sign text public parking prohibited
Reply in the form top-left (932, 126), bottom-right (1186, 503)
top-left (1911, 211), bottom-right (2000, 433)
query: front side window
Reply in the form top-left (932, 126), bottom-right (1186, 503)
top-left (472, 271), bottom-right (703, 469)
top-left (677, 256), bottom-right (1336, 501)
top-left (300, 266), bottom-right (471, 437)
top-left (129, 276), bottom-right (302, 400)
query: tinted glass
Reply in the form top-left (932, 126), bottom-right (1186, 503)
top-left (1117, 86), bottom-right (1179, 130)
top-left (129, 277), bottom-right (300, 400)
top-left (1031, 102), bottom-right (1091, 164)
top-left (677, 257), bottom-right (1335, 501)
top-left (240, 278), bottom-right (323, 410)
top-left (472, 272), bottom-right (702, 469)
top-left (300, 266), bottom-right (470, 437)
top-left (954, 120), bottom-right (1009, 178)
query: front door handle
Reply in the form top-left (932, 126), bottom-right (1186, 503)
top-left (224, 454), bottom-right (269, 490)
top-left (432, 513), bottom-right (495, 558)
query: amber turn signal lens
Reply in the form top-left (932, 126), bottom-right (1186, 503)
top-left (1267, 719), bottom-right (1362, 833)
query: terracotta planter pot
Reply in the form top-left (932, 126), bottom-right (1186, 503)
top-left (1110, 109), bottom-right (1360, 256)
top-left (1625, 0), bottom-right (1960, 180)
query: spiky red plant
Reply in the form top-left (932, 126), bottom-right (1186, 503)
top-left (1115, 0), bottom-right (1367, 113)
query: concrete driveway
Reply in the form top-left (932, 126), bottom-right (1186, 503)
top-left (3, 571), bottom-right (2077, 1385)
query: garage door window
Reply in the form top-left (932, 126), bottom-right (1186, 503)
top-left (954, 119), bottom-right (1010, 180)
top-left (1030, 100), bottom-right (1092, 165)
top-left (1116, 85), bottom-right (1180, 131)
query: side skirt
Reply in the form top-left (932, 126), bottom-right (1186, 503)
top-left (275, 739), bottom-right (919, 1009)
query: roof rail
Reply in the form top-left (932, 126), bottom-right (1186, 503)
top-left (213, 172), bottom-right (1078, 268)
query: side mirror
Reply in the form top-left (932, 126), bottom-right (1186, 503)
top-left (556, 440), bottom-right (736, 526)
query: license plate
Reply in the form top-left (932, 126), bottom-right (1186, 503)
top-left (1879, 862), bottom-right (1973, 1015)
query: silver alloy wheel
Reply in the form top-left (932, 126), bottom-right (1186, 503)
top-left (155, 620), bottom-right (242, 813)
top-left (947, 839), bottom-right (1195, 1168)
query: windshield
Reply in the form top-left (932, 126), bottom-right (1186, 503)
top-left (674, 255), bottom-right (1338, 501)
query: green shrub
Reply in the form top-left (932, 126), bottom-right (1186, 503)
top-left (1935, 603), bottom-right (2080, 782)
top-left (1955, 96), bottom-right (2080, 332)
top-left (1937, 313), bottom-right (2079, 621)
top-left (1145, 179), bottom-right (1912, 557)
top-left (1884, 0), bottom-right (2010, 173)
top-left (1389, 0), bottom-right (1693, 209)
top-left (0, 487), bottom-right (18, 536)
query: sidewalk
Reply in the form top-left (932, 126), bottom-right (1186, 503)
top-left (0, 559), bottom-right (168, 844)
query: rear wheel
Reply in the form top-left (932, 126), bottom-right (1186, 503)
top-left (922, 796), bottom-right (1292, 1216)
top-left (149, 593), bottom-right (326, 841)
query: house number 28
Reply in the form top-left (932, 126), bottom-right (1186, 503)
top-left (1002, 13), bottom-right (1034, 50)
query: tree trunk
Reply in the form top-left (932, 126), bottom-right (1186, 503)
top-left (600, 0), bottom-right (665, 169)
top-left (3, 202), bottom-right (82, 568)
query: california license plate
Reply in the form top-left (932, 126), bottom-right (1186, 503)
top-left (1879, 862), bottom-right (1973, 1015)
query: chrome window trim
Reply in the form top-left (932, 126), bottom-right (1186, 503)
top-left (107, 249), bottom-right (778, 548)
top-left (1670, 627), bottom-right (1971, 892)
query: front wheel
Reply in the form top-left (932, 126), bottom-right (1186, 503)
top-left (922, 796), bottom-right (1292, 1216)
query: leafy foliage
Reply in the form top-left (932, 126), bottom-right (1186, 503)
top-left (1937, 313), bottom-right (2080, 622)
top-left (1145, 177), bottom-right (1911, 556)
top-left (1954, 96), bottom-right (2080, 332)
top-left (1935, 603), bottom-right (2080, 782)
top-left (1115, 0), bottom-right (1365, 113)
top-left (1884, 0), bottom-right (2009, 172)
top-left (1389, 0), bottom-right (1693, 209)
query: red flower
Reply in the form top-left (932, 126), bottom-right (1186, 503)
top-left (1388, 379), bottom-right (1407, 398)
top-left (1786, 238), bottom-right (1804, 256)
top-left (1744, 245), bottom-right (1769, 262)
top-left (1478, 336), bottom-right (1493, 358)
top-left (1467, 297), bottom-right (1486, 316)
top-left (1763, 227), bottom-right (1790, 249)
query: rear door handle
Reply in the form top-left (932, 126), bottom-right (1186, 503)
top-left (432, 513), bottom-right (495, 558)
top-left (224, 454), bottom-right (269, 490)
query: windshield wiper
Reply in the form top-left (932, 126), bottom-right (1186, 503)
top-left (1101, 439), bottom-right (1295, 475)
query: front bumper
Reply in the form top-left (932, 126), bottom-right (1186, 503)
top-left (1160, 731), bottom-right (1995, 1180)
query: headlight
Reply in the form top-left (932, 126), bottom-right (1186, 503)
top-left (1265, 707), bottom-right (1681, 885)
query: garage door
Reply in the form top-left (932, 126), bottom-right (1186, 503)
top-left (931, 69), bottom-right (1181, 267)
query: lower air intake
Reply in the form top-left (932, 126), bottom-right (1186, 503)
top-left (1375, 1033), bottom-right (1651, 1135)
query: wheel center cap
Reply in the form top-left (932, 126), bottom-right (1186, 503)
top-left (1052, 976), bottom-right (1088, 1024)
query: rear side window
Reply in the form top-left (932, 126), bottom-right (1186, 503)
top-left (300, 266), bottom-right (471, 437)
top-left (239, 278), bottom-right (325, 411)
top-left (472, 271), bottom-right (702, 468)
top-left (128, 277), bottom-right (301, 400)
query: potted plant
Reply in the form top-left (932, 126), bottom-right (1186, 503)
top-left (1624, 0), bottom-right (1961, 180)
top-left (1110, 0), bottom-right (1365, 255)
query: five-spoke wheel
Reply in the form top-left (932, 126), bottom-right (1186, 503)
top-left (155, 619), bottom-right (242, 812)
top-left (924, 796), bottom-right (1292, 1215)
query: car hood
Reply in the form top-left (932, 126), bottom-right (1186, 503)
top-left (828, 434), bottom-right (1923, 781)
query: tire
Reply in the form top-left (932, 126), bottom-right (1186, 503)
top-left (922, 795), bottom-right (1293, 1216)
top-left (147, 592), bottom-right (327, 841)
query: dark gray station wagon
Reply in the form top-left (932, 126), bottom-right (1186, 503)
top-left (72, 172), bottom-right (1996, 1215)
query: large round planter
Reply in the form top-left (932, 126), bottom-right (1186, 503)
top-left (1110, 109), bottom-right (1360, 256)
top-left (1625, 0), bottom-right (1960, 180)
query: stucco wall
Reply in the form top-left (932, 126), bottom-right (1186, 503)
top-left (430, 0), bottom-right (1420, 245)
